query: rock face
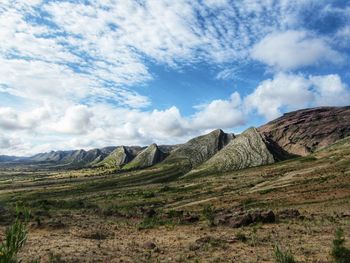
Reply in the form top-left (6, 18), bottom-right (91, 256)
top-left (29, 147), bottom-right (116, 167)
top-left (213, 209), bottom-right (276, 228)
top-left (163, 129), bottom-right (234, 169)
top-left (258, 106), bottom-right (350, 157)
top-left (98, 146), bottom-right (133, 168)
top-left (189, 127), bottom-right (274, 175)
top-left (123, 143), bottom-right (166, 170)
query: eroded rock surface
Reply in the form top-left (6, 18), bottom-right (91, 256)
top-left (123, 143), bottom-right (166, 170)
top-left (98, 146), bottom-right (133, 168)
top-left (189, 127), bottom-right (274, 175)
top-left (163, 129), bottom-right (234, 169)
top-left (258, 106), bottom-right (350, 157)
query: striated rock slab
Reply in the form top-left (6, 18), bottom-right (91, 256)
top-left (123, 143), bottom-right (166, 170)
top-left (98, 146), bottom-right (133, 168)
top-left (258, 106), bottom-right (350, 157)
top-left (189, 127), bottom-right (274, 175)
top-left (163, 129), bottom-right (234, 169)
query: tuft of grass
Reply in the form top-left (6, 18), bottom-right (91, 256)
top-left (0, 206), bottom-right (31, 263)
top-left (236, 231), bottom-right (248, 242)
top-left (201, 204), bottom-right (215, 227)
top-left (331, 227), bottom-right (350, 263)
top-left (273, 245), bottom-right (297, 263)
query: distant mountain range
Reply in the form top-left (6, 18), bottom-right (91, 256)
top-left (1, 106), bottom-right (349, 174)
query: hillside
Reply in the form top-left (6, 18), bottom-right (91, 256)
top-left (162, 129), bottom-right (234, 171)
top-left (259, 106), bottom-right (350, 156)
top-left (123, 144), bottom-right (166, 170)
top-left (188, 127), bottom-right (274, 176)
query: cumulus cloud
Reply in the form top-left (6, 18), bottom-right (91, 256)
top-left (251, 30), bottom-right (342, 70)
top-left (192, 92), bottom-right (245, 129)
top-left (53, 105), bottom-right (93, 134)
top-left (244, 73), bottom-right (350, 120)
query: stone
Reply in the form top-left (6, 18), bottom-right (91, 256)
top-left (228, 214), bottom-right (253, 228)
top-left (143, 241), bottom-right (156, 250)
top-left (277, 209), bottom-right (301, 219)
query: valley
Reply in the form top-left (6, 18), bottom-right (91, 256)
top-left (0, 107), bottom-right (349, 262)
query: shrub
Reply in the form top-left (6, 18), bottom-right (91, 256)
top-left (273, 245), bottom-right (297, 263)
top-left (331, 227), bottom-right (350, 263)
top-left (0, 206), bottom-right (31, 263)
top-left (202, 204), bottom-right (215, 227)
top-left (138, 217), bottom-right (159, 230)
top-left (236, 231), bottom-right (248, 242)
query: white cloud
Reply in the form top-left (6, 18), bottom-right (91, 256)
top-left (244, 73), bottom-right (350, 120)
top-left (251, 30), bottom-right (342, 70)
top-left (53, 105), bottom-right (93, 134)
top-left (0, 107), bottom-right (49, 130)
top-left (310, 74), bottom-right (350, 106)
top-left (335, 25), bottom-right (350, 46)
top-left (192, 92), bottom-right (245, 129)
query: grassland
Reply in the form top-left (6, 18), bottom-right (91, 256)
top-left (0, 138), bottom-right (349, 262)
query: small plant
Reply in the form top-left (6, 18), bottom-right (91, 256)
top-left (142, 191), bottom-right (155, 198)
top-left (236, 231), bottom-right (247, 242)
top-left (331, 227), bottom-right (350, 263)
top-left (48, 252), bottom-right (64, 263)
top-left (273, 245), bottom-right (297, 263)
top-left (138, 217), bottom-right (159, 230)
top-left (0, 205), bottom-right (31, 263)
top-left (202, 204), bottom-right (215, 227)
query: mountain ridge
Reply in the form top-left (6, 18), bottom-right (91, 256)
top-left (1, 106), bottom-right (349, 174)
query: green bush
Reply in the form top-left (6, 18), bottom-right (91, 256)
top-left (273, 245), bottom-right (297, 263)
top-left (331, 227), bottom-right (350, 263)
top-left (0, 206), bottom-right (30, 263)
top-left (202, 204), bottom-right (215, 227)
top-left (236, 231), bottom-right (248, 242)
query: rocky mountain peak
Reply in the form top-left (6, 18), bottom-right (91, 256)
top-left (258, 106), bottom-right (350, 156)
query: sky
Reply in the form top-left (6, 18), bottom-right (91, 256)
top-left (0, 0), bottom-right (350, 156)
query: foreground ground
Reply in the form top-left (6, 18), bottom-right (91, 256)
top-left (0, 138), bottom-right (349, 262)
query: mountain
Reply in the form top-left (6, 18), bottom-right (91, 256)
top-left (187, 127), bottom-right (274, 176)
top-left (0, 155), bottom-right (28, 162)
top-left (258, 106), bottom-right (350, 156)
top-left (97, 146), bottom-right (134, 168)
top-left (162, 129), bottom-right (234, 170)
top-left (122, 143), bottom-right (166, 170)
top-left (27, 147), bottom-right (116, 167)
top-left (2, 106), bottom-right (350, 174)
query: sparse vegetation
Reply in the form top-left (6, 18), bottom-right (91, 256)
top-left (331, 227), bottom-right (350, 263)
top-left (236, 231), bottom-right (248, 242)
top-left (0, 133), bottom-right (348, 261)
top-left (0, 206), bottom-right (30, 263)
top-left (273, 245), bottom-right (297, 263)
top-left (202, 204), bottom-right (215, 226)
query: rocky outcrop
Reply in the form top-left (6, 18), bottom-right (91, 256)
top-left (123, 143), bottom-right (166, 170)
top-left (188, 127), bottom-right (274, 175)
top-left (28, 147), bottom-right (116, 167)
top-left (214, 209), bottom-right (276, 228)
top-left (163, 129), bottom-right (234, 169)
top-left (98, 146), bottom-right (133, 168)
top-left (258, 106), bottom-right (350, 157)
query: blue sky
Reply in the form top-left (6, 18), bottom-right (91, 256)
top-left (0, 0), bottom-right (350, 155)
